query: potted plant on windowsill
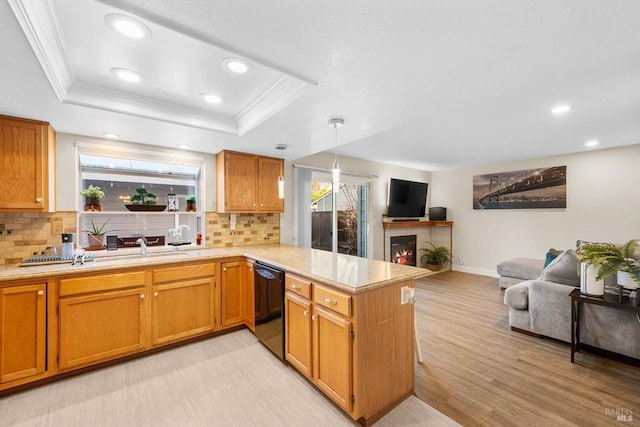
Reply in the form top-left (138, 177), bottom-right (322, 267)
top-left (80, 185), bottom-right (105, 211)
top-left (420, 242), bottom-right (451, 271)
top-left (125, 187), bottom-right (166, 211)
top-left (186, 195), bottom-right (196, 212)
top-left (83, 217), bottom-right (115, 249)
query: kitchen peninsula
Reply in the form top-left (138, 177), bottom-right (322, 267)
top-left (0, 244), bottom-right (429, 426)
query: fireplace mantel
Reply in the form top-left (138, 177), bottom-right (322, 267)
top-left (382, 219), bottom-right (453, 269)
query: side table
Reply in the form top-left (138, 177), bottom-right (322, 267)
top-left (570, 288), bottom-right (640, 367)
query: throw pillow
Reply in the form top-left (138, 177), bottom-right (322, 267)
top-left (539, 249), bottom-right (580, 286)
top-left (544, 248), bottom-right (563, 268)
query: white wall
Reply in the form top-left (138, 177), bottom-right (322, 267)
top-left (430, 144), bottom-right (640, 276)
top-left (280, 152), bottom-right (431, 261)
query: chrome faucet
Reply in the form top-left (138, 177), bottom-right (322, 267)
top-left (136, 237), bottom-right (148, 255)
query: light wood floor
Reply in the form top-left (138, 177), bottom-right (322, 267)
top-left (414, 271), bottom-right (640, 427)
top-left (0, 328), bottom-right (457, 427)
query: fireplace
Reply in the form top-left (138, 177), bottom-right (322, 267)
top-left (390, 235), bottom-right (417, 266)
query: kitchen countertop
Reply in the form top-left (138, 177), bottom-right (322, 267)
top-left (0, 244), bottom-right (432, 293)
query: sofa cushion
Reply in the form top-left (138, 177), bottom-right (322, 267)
top-left (544, 248), bottom-right (563, 268)
top-left (497, 258), bottom-right (545, 280)
top-left (538, 249), bottom-right (580, 286)
top-left (504, 281), bottom-right (529, 310)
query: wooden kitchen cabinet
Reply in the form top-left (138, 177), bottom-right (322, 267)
top-left (216, 150), bottom-right (284, 213)
top-left (152, 263), bottom-right (217, 345)
top-left (0, 283), bottom-right (47, 384)
top-left (244, 261), bottom-right (255, 331)
top-left (284, 275), bottom-right (353, 413)
top-left (284, 291), bottom-right (313, 378)
top-left (58, 271), bottom-right (148, 371)
top-left (0, 115), bottom-right (55, 212)
top-left (220, 261), bottom-right (244, 327)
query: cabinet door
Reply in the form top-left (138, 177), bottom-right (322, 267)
top-left (0, 116), bottom-right (50, 211)
top-left (0, 283), bottom-right (46, 383)
top-left (285, 292), bottom-right (312, 378)
top-left (313, 305), bottom-right (352, 412)
top-left (59, 288), bottom-right (146, 370)
top-left (244, 261), bottom-right (255, 331)
top-left (257, 157), bottom-right (284, 212)
top-left (221, 261), bottom-right (244, 327)
top-left (224, 152), bottom-right (257, 212)
top-left (152, 277), bottom-right (215, 345)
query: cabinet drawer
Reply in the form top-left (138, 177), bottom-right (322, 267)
top-left (59, 271), bottom-right (146, 296)
top-left (153, 262), bottom-right (216, 284)
top-left (314, 284), bottom-right (351, 317)
top-left (286, 274), bottom-right (311, 299)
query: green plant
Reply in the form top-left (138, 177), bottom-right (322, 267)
top-left (577, 239), bottom-right (640, 285)
top-left (79, 185), bottom-right (105, 199)
top-left (130, 187), bottom-right (157, 205)
top-left (186, 195), bottom-right (196, 201)
top-left (420, 242), bottom-right (451, 270)
top-left (83, 217), bottom-right (115, 236)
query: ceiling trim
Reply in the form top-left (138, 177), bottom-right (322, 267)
top-left (8, 0), bottom-right (316, 136)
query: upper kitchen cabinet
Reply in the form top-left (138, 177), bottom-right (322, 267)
top-left (0, 115), bottom-right (55, 212)
top-left (216, 150), bottom-right (284, 213)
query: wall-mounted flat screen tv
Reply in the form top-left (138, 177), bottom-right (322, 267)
top-left (387, 178), bottom-right (428, 218)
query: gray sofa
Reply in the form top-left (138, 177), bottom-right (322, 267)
top-left (502, 251), bottom-right (640, 359)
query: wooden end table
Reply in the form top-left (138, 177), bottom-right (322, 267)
top-left (570, 288), bottom-right (640, 367)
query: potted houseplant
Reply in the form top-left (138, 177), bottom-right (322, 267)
top-left (80, 185), bottom-right (105, 211)
top-left (577, 239), bottom-right (640, 290)
top-left (420, 242), bottom-right (451, 271)
top-left (83, 217), bottom-right (115, 249)
top-left (186, 195), bottom-right (196, 212)
top-left (125, 187), bottom-right (166, 211)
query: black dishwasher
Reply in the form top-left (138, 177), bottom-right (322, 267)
top-left (254, 262), bottom-right (285, 360)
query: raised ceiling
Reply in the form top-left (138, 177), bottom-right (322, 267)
top-left (3, 0), bottom-right (640, 171)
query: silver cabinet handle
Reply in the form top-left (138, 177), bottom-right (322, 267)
top-left (140, 294), bottom-right (145, 299)
top-left (291, 284), bottom-right (302, 290)
top-left (260, 203), bottom-right (264, 207)
top-left (223, 267), bottom-right (227, 271)
top-left (303, 310), bottom-right (308, 316)
top-left (154, 292), bottom-right (158, 297)
top-left (312, 315), bottom-right (317, 320)
top-left (35, 197), bottom-right (43, 202)
top-left (324, 296), bottom-right (337, 305)
top-left (37, 290), bottom-right (44, 296)
top-left (252, 203), bottom-right (256, 207)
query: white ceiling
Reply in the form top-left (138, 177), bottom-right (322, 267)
top-left (2, 0), bottom-right (640, 171)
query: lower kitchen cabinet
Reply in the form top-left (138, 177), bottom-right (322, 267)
top-left (0, 283), bottom-right (47, 384)
top-left (152, 263), bottom-right (217, 344)
top-left (220, 261), bottom-right (244, 327)
top-left (58, 271), bottom-right (148, 371)
top-left (284, 292), bottom-right (313, 378)
top-left (284, 275), bottom-right (353, 413)
top-left (285, 274), bottom-right (415, 424)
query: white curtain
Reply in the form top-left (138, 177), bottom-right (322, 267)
top-left (292, 166), bottom-right (312, 248)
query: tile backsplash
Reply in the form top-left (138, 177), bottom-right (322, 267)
top-left (0, 212), bottom-right (77, 265)
top-left (0, 211), bottom-right (280, 265)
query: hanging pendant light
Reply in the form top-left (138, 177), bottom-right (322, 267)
top-left (328, 117), bottom-right (344, 254)
top-left (328, 117), bottom-right (344, 193)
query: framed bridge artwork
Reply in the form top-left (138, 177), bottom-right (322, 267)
top-left (473, 166), bottom-right (567, 209)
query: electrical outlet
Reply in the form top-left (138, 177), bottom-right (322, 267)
top-left (458, 255), bottom-right (464, 265)
top-left (400, 286), bottom-right (415, 305)
top-left (51, 219), bottom-right (64, 234)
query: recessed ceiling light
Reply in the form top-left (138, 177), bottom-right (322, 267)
top-left (585, 140), bottom-right (599, 148)
top-left (551, 104), bottom-right (572, 115)
top-left (222, 57), bottom-right (253, 74)
top-left (178, 144), bottom-right (190, 150)
top-left (200, 92), bottom-right (223, 104)
top-left (103, 133), bottom-right (119, 139)
top-left (110, 67), bottom-right (144, 83)
top-left (105, 14), bottom-right (151, 39)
